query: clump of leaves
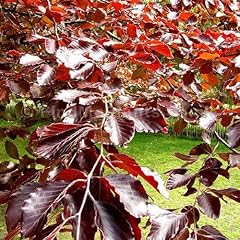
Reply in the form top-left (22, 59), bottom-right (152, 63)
top-left (0, 0), bottom-right (240, 239)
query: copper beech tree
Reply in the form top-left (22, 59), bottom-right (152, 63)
top-left (0, 0), bottom-right (240, 239)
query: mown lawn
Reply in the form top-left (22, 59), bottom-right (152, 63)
top-left (0, 121), bottom-right (240, 239)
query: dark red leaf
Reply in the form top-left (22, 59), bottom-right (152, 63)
top-left (183, 71), bottom-right (194, 85)
top-left (7, 80), bottom-right (29, 97)
top-left (63, 193), bottom-right (97, 240)
top-left (197, 193), bottom-right (220, 219)
top-left (94, 201), bottom-right (134, 240)
top-left (6, 183), bottom-right (43, 231)
top-left (173, 228), bottom-right (189, 240)
top-left (32, 123), bottom-right (93, 158)
top-left (183, 187), bottom-right (197, 196)
top-left (109, 153), bottom-right (169, 198)
top-left (198, 169), bottom-right (218, 187)
top-left (226, 121), bottom-right (240, 148)
top-left (0, 190), bottom-right (11, 204)
top-left (173, 119), bottom-right (187, 135)
top-left (174, 153), bottom-right (198, 163)
top-left (55, 168), bottom-right (87, 189)
top-left (166, 174), bottom-right (195, 190)
top-left (123, 107), bottom-right (167, 133)
top-left (89, 8), bottom-right (106, 23)
top-left (210, 188), bottom-right (240, 203)
top-left (5, 140), bottom-right (19, 159)
top-left (199, 112), bottom-right (217, 130)
top-left (189, 143), bottom-right (212, 155)
top-left (70, 62), bottom-right (95, 80)
top-left (149, 40), bottom-right (173, 59)
top-left (147, 204), bottom-right (187, 240)
top-left (224, 153), bottom-right (240, 168)
top-left (104, 115), bottom-right (135, 146)
top-left (105, 174), bottom-right (148, 218)
top-left (21, 181), bottom-right (70, 238)
top-left (196, 225), bottom-right (227, 240)
top-left (19, 54), bottom-right (43, 66)
top-left (127, 24), bottom-right (137, 38)
top-left (37, 64), bottom-right (54, 86)
top-left (130, 52), bottom-right (162, 71)
top-left (55, 64), bottom-right (70, 81)
top-left (181, 205), bottom-right (200, 227)
top-left (75, 0), bottom-right (89, 10)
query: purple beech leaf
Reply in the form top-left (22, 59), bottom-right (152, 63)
top-left (36, 123), bottom-right (81, 138)
top-left (181, 205), bottom-right (200, 227)
top-left (19, 54), bottom-right (44, 66)
top-left (102, 60), bottom-right (118, 72)
top-left (147, 204), bottom-right (187, 240)
top-left (129, 52), bottom-right (162, 71)
top-left (198, 169), bottom-right (218, 186)
top-left (21, 181), bottom-right (70, 238)
top-left (6, 182), bottom-right (43, 231)
top-left (37, 64), bottom-right (54, 86)
top-left (7, 80), bottom-right (29, 97)
top-left (197, 193), bottom-right (220, 219)
top-left (36, 218), bottom-right (70, 240)
top-left (54, 89), bottom-right (91, 103)
top-left (123, 107), bottom-right (167, 133)
top-left (199, 112), bottom-right (218, 130)
top-left (70, 62), bottom-right (95, 80)
top-left (45, 38), bottom-right (56, 54)
top-left (0, 190), bottom-right (11, 204)
top-left (173, 119), bottom-right (187, 135)
top-left (228, 153), bottom-right (240, 168)
top-left (109, 154), bottom-right (169, 198)
top-left (32, 123), bottom-right (93, 159)
top-left (5, 140), bottom-right (19, 160)
top-left (196, 225), bottom-right (228, 240)
top-left (94, 201), bottom-right (134, 240)
top-left (63, 193), bottom-right (97, 240)
top-left (166, 174), bottom-right (195, 190)
top-left (226, 121), bottom-right (240, 148)
top-left (174, 153), bottom-right (198, 163)
top-left (106, 174), bottom-right (148, 218)
top-left (56, 47), bottom-right (89, 69)
top-left (210, 188), bottom-right (240, 203)
top-left (173, 228), bottom-right (189, 240)
top-left (88, 45), bottom-right (109, 61)
top-left (62, 104), bottom-right (85, 124)
top-left (104, 115), bottom-right (135, 146)
top-left (141, 167), bottom-right (169, 198)
top-left (31, 223), bottom-right (59, 240)
top-left (189, 143), bottom-right (212, 155)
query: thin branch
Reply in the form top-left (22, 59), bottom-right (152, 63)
top-left (214, 131), bottom-right (240, 154)
top-left (65, 19), bottom-right (88, 25)
top-left (75, 97), bottom-right (109, 239)
top-left (99, 26), bottom-right (121, 41)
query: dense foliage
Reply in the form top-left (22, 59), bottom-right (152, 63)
top-left (1, 0), bottom-right (240, 239)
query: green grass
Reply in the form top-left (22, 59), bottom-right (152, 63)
top-left (122, 133), bottom-right (240, 239)
top-left (0, 121), bottom-right (240, 239)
